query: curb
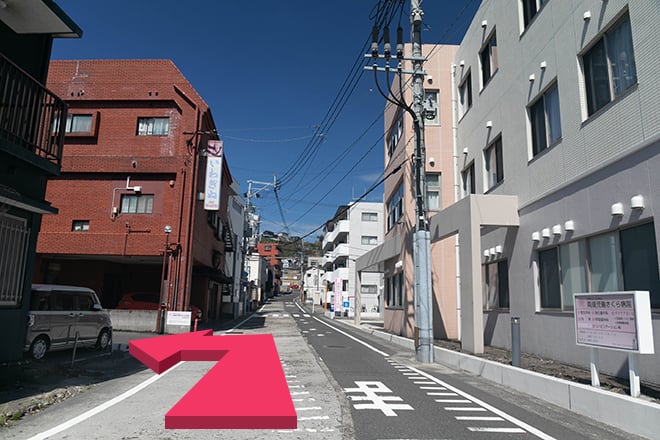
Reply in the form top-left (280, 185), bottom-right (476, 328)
top-left (336, 318), bottom-right (659, 440)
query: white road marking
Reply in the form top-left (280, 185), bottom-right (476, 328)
top-left (468, 427), bottom-right (527, 433)
top-left (427, 392), bottom-right (455, 396)
top-left (456, 416), bottom-right (504, 421)
top-left (25, 312), bottom-right (265, 440)
top-left (293, 302), bottom-right (390, 357)
top-left (293, 314), bottom-right (300, 317)
top-left (420, 386), bottom-right (446, 390)
top-left (295, 407), bottom-right (323, 411)
top-left (299, 416), bottom-right (330, 421)
top-left (435, 399), bottom-right (472, 403)
top-left (303, 314), bottom-right (310, 317)
top-left (344, 381), bottom-right (413, 416)
top-left (290, 391), bottom-right (310, 395)
top-left (413, 381), bottom-right (437, 385)
top-left (405, 365), bottom-right (557, 440)
top-left (445, 407), bottom-right (488, 411)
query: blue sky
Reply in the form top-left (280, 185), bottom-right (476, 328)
top-left (51, 0), bottom-right (480, 240)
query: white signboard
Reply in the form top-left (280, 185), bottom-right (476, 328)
top-left (167, 311), bottom-right (192, 326)
top-left (574, 291), bottom-right (654, 354)
top-left (204, 140), bottom-right (223, 210)
top-left (334, 277), bottom-right (343, 314)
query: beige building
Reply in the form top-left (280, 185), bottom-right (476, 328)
top-left (357, 44), bottom-right (459, 341)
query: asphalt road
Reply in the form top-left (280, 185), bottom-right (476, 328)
top-left (0, 293), bottom-right (646, 439)
top-left (288, 299), bottom-right (645, 440)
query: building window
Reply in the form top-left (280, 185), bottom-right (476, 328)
top-left (424, 90), bottom-right (439, 125)
top-left (461, 162), bottom-right (475, 198)
top-left (361, 285), bottom-right (378, 295)
top-left (120, 194), bottom-right (154, 214)
top-left (530, 82), bottom-right (562, 157)
top-left (538, 247), bottom-right (561, 309)
top-left (0, 215), bottom-right (30, 307)
top-left (480, 31), bottom-right (498, 88)
top-left (361, 236), bottom-right (378, 246)
top-left (387, 110), bottom-right (404, 157)
top-left (537, 222), bottom-right (659, 310)
top-left (137, 117), bottom-right (169, 136)
top-left (386, 272), bottom-right (404, 307)
top-left (65, 114), bottom-right (92, 133)
top-left (458, 71), bottom-right (472, 118)
top-left (521, 0), bottom-right (548, 29)
top-left (484, 137), bottom-right (503, 190)
top-left (387, 183), bottom-right (404, 230)
top-left (483, 260), bottom-right (509, 309)
top-left (361, 212), bottom-right (378, 222)
top-left (426, 173), bottom-right (441, 211)
top-left (582, 13), bottom-right (637, 116)
top-left (71, 220), bottom-right (90, 232)
top-left (620, 222), bottom-right (660, 308)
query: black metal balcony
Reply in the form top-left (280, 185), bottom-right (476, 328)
top-left (0, 52), bottom-right (66, 169)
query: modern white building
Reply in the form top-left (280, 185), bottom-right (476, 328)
top-left (304, 256), bottom-right (325, 307)
top-left (430, 0), bottom-right (659, 384)
top-left (322, 202), bottom-right (384, 317)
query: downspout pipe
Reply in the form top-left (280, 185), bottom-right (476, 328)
top-left (450, 63), bottom-right (461, 341)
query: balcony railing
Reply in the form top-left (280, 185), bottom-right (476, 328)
top-left (0, 53), bottom-right (66, 167)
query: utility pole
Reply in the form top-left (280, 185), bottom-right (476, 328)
top-left (367, 0), bottom-right (433, 363)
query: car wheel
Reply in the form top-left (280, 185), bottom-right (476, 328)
top-left (96, 328), bottom-right (111, 351)
top-left (30, 336), bottom-right (49, 360)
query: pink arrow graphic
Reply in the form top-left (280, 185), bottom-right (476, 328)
top-left (129, 330), bottom-right (297, 429)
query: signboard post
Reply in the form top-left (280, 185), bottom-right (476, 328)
top-left (574, 291), bottom-right (655, 397)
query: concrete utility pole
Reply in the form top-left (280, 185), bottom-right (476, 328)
top-left (367, 0), bottom-right (433, 363)
top-left (410, 0), bottom-right (433, 364)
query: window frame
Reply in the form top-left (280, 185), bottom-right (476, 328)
top-left (483, 259), bottom-right (510, 310)
top-left (581, 12), bottom-right (637, 117)
top-left (71, 220), bottom-right (90, 232)
top-left (361, 235), bottom-right (378, 246)
top-left (458, 71), bottom-right (473, 118)
top-left (520, 0), bottom-right (549, 31)
top-left (361, 212), bottom-right (378, 222)
top-left (425, 172), bottom-right (441, 211)
top-left (387, 110), bottom-right (404, 157)
top-left (119, 194), bottom-right (154, 214)
top-left (387, 182), bottom-right (404, 230)
top-left (529, 82), bottom-right (562, 158)
top-left (536, 221), bottom-right (659, 311)
top-left (484, 136), bottom-right (504, 191)
top-left (479, 30), bottom-right (498, 89)
top-left (461, 162), bottom-right (476, 198)
top-left (136, 117), bottom-right (170, 136)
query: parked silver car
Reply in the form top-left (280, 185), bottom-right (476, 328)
top-left (24, 284), bottom-right (113, 360)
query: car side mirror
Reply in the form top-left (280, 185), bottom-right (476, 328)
top-left (92, 303), bottom-right (103, 311)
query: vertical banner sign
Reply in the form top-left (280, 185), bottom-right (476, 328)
top-left (334, 277), bottom-right (343, 314)
top-left (204, 140), bottom-right (223, 211)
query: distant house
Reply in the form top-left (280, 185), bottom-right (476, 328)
top-left (0, 1), bottom-right (81, 369)
top-left (36, 59), bottom-right (241, 325)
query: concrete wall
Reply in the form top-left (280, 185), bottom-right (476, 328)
top-left (109, 310), bottom-right (158, 333)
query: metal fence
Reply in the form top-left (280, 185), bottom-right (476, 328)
top-left (0, 215), bottom-right (30, 306)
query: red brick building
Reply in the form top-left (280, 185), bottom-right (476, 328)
top-left (255, 243), bottom-right (281, 295)
top-left (36, 59), bottom-right (236, 323)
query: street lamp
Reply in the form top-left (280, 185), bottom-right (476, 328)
top-left (158, 225), bottom-right (172, 334)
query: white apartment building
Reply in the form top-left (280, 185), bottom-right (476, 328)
top-left (431, 0), bottom-right (659, 384)
top-left (322, 202), bottom-right (384, 317)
